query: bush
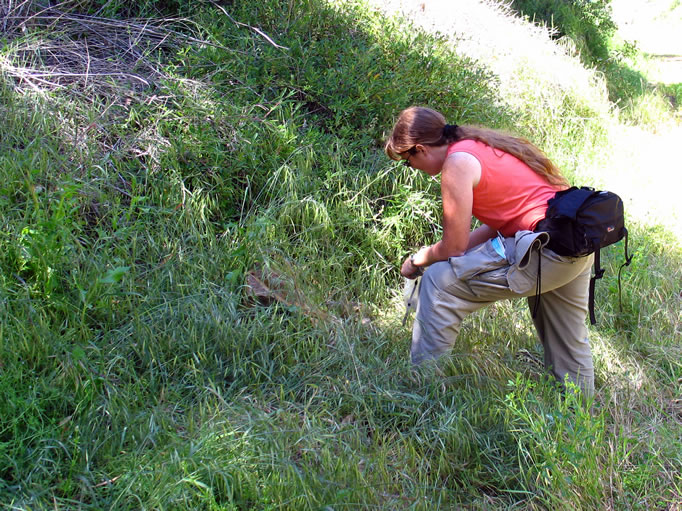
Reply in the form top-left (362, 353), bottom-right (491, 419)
top-left (510, 0), bottom-right (617, 65)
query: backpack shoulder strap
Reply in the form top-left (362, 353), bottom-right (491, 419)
top-left (590, 228), bottom-right (634, 324)
top-left (588, 240), bottom-right (602, 325)
top-left (617, 228), bottom-right (634, 313)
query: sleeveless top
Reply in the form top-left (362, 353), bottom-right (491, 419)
top-left (447, 139), bottom-right (560, 237)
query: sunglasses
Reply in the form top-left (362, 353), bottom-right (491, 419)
top-left (402, 146), bottom-right (417, 168)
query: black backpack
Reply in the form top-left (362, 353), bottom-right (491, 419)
top-left (535, 186), bottom-right (633, 324)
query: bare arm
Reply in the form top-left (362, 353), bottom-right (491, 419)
top-left (404, 152), bottom-right (482, 273)
top-left (466, 224), bottom-right (497, 250)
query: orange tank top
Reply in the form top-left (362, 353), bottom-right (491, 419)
top-left (447, 140), bottom-right (561, 237)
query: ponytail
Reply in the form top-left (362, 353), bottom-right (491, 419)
top-left (385, 106), bottom-right (568, 187)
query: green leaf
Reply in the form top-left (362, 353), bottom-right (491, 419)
top-left (99, 266), bottom-right (130, 284)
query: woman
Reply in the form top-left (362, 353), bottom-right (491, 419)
top-left (385, 106), bottom-right (595, 395)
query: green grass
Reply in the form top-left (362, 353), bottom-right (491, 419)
top-left (510, 0), bottom-right (682, 126)
top-left (1, 0), bottom-right (681, 509)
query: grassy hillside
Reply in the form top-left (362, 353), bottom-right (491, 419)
top-left (1, 0), bottom-right (680, 509)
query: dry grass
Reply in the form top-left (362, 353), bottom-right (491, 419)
top-left (0, 0), bottom-right (218, 98)
top-left (0, 1), bottom-right (233, 177)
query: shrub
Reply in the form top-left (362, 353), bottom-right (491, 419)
top-left (510, 0), bottom-right (617, 65)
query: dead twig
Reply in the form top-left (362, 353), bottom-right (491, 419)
top-left (208, 0), bottom-right (289, 50)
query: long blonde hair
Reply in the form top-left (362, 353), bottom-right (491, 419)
top-left (385, 106), bottom-right (569, 187)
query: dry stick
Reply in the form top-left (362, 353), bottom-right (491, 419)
top-left (209, 1), bottom-right (289, 50)
top-left (84, 34), bottom-right (90, 88)
top-left (94, 475), bottom-right (121, 488)
top-left (1, 0), bottom-right (34, 31)
top-left (12, 70), bottom-right (150, 85)
top-left (12, 0), bottom-right (71, 34)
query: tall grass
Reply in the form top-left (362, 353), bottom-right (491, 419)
top-left (508, 0), bottom-right (682, 126)
top-left (1, 0), bottom-right (680, 509)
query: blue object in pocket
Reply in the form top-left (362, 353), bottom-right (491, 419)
top-left (491, 236), bottom-right (506, 259)
top-left (449, 238), bottom-right (507, 279)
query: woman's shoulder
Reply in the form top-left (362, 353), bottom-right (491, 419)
top-left (445, 150), bottom-right (480, 167)
top-left (442, 150), bottom-right (482, 188)
top-left (447, 139), bottom-right (485, 156)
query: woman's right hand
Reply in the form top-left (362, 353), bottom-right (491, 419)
top-left (401, 255), bottom-right (424, 279)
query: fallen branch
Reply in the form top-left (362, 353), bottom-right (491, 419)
top-left (244, 266), bottom-right (337, 327)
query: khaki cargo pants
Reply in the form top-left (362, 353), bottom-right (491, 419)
top-left (412, 230), bottom-right (595, 395)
